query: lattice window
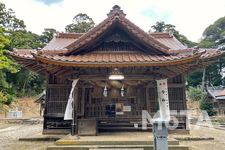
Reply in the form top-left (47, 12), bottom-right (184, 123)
top-left (48, 101), bottom-right (67, 113)
top-left (149, 88), bottom-right (157, 113)
top-left (168, 87), bottom-right (184, 110)
top-left (47, 87), bottom-right (71, 114)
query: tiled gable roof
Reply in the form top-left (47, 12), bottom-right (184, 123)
top-left (63, 6), bottom-right (171, 55)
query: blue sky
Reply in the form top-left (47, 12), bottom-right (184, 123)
top-left (1, 0), bottom-right (225, 42)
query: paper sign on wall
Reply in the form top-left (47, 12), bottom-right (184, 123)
top-left (123, 106), bottom-right (131, 112)
top-left (116, 103), bottom-right (124, 115)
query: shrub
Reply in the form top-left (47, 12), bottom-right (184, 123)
top-left (200, 100), bottom-right (214, 116)
top-left (0, 91), bottom-right (7, 103)
top-left (186, 86), bottom-right (206, 101)
top-left (5, 94), bottom-right (15, 104)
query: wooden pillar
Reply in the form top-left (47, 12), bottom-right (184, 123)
top-left (182, 74), bottom-right (187, 111)
top-left (74, 87), bottom-right (78, 134)
top-left (146, 84), bottom-right (150, 113)
top-left (43, 73), bottom-right (50, 130)
top-left (81, 87), bottom-right (85, 117)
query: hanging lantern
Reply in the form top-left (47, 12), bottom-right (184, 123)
top-left (121, 85), bottom-right (124, 97)
top-left (103, 85), bottom-right (107, 97)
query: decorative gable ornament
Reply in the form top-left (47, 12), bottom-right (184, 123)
top-left (107, 5), bottom-right (126, 17)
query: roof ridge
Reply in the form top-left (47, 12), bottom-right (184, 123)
top-left (63, 6), bottom-right (172, 55)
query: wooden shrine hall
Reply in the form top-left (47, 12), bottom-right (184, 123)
top-left (8, 5), bottom-right (224, 134)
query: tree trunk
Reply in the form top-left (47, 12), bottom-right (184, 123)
top-left (202, 68), bottom-right (205, 92)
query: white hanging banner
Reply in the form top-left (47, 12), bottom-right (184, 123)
top-left (156, 79), bottom-right (170, 121)
top-left (64, 79), bottom-right (79, 120)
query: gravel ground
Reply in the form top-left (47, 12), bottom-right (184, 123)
top-left (1, 123), bottom-right (225, 150)
top-left (0, 124), bottom-right (54, 150)
top-left (180, 124), bottom-right (225, 150)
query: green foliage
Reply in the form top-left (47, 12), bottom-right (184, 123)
top-left (0, 2), bottom-right (47, 105)
top-left (0, 2), bottom-right (26, 31)
top-left (150, 21), bottom-right (175, 32)
top-left (202, 16), bottom-right (225, 45)
top-left (200, 100), bottom-right (214, 116)
top-left (187, 86), bottom-right (206, 101)
top-left (65, 13), bottom-right (95, 33)
top-left (0, 91), bottom-right (7, 103)
top-left (0, 26), bottom-right (19, 74)
top-left (185, 69), bottom-right (203, 87)
top-left (149, 21), bottom-right (197, 48)
top-left (5, 93), bottom-right (14, 104)
top-left (0, 91), bottom-right (14, 104)
top-left (40, 28), bottom-right (56, 45)
top-left (186, 16), bottom-right (225, 88)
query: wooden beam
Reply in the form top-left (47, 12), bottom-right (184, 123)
top-left (76, 74), bottom-right (155, 80)
top-left (55, 68), bottom-right (71, 77)
top-left (130, 67), bottom-right (141, 74)
top-left (100, 67), bottom-right (108, 74)
top-left (168, 83), bottom-right (184, 88)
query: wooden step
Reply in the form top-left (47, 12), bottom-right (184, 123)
top-left (47, 145), bottom-right (189, 150)
top-left (56, 139), bottom-right (179, 146)
top-left (98, 127), bottom-right (152, 130)
top-left (99, 123), bottom-right (151, 126)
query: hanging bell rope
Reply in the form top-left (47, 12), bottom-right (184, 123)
top-left (93, 80), bottom-right (112, 89)
top-left (93, 85), bottom-right (103, 98)
top-left (111, 88), bottom-right (121, 98)
top-left (127, 85), bottom-right (136, 98)
top-left (107, 80), bottom-right (127, 88)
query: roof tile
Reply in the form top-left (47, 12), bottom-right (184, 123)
top-left (109, 54), bottom-right (116, 62)
top-left (96, 54), bottom-right (103, 62)
top-left (116, 54), bottom-right (123, 62)
top-left (81, 54), bottom-right (90, 62)
top-left (149, 55), bottom-right (159, 61)
top-left (89, 54), bottom-right (97, 62)
top-left (123, 54), bottom-right (131, 62)
top-left (129, 54), bottom-right (138, 62)
top-left (215, 89), bottom-right (225, 97)
top-left (103, 54), bottom-right (110, 62)
top-left (142, 55), bottom-right (152, 61)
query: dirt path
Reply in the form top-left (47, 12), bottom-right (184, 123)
top-left (0, 124), bottom-right (54, 150)
top-left (180, 124), bottom-right (225, 150)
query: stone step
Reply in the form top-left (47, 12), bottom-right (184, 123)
top-left (56, 140), bottom-right (179, 146)
top-left (98, 127), bottom-right (152, 130)
top-left (47, 145), bottom-right (189, 150)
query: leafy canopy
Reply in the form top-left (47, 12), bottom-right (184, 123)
top-left (150, 21), bottom-right (197, 48)
top-left (202, 16), bottom-right (225, 49)
top-left (65, 13), bottom-right (95, 33)
top-left (186, 86), bottom-right (207, 101)
top-left (0, 26), bottom-right (18, 73)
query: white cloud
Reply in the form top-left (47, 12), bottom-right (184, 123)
top-left (1, 0), bottom-right (225, 42)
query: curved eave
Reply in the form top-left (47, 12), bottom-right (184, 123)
top-left (183, 52), bottom-right (225, 76)
top-left (7, 51), bottom-right (35, 60)
top-left (200, 52), bottom-right (225, 60)
top-left (34, 54), bottom-right (201, 67)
